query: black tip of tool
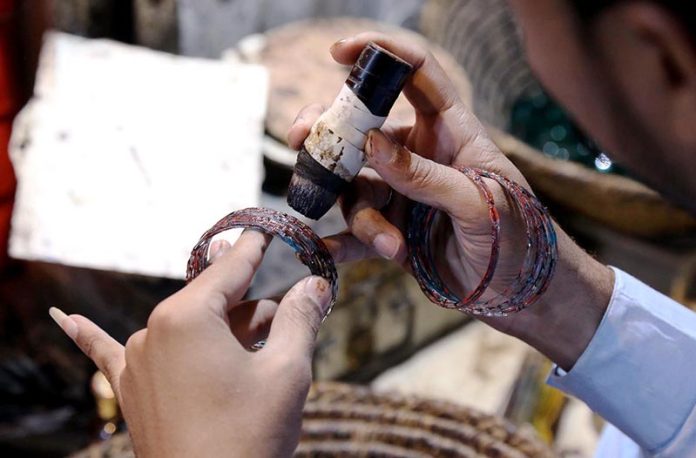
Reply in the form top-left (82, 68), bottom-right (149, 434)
top-left (287, 148), bottom-right (349, 220)
top-left (287, 175), bottom-right (338, 220)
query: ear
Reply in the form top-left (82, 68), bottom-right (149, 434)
top-left (618, 3), bottom-right (696, 147)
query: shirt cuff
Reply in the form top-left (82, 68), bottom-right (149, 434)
top-left (546, 267), bottom-right (696, 453)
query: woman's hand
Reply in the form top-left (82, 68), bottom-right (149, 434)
top-left (289, 33), bottom-right (614, 370)
top-left (50, 230), bottom-right (331, 457)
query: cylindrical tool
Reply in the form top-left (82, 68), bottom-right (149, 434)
top-left (287, 42), bottom-right (413, 219)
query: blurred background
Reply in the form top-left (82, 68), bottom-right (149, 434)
top-left (1, 0), bottom-right (695, 457)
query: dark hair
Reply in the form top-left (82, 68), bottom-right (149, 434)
top-left (571, 1), bottom-right (696, 38)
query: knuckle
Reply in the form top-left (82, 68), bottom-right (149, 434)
top-left (81, 333), bottom-right (100, 360)
top-left (237, 255), bottom-right (258, 278)
top-left (310, 103), bottom-right (326, 114)
top-left (372, 138), bottom-right (410, 176)
top-left (147, 288), bottom-right (224, 332)
top-left (149, 291), bottom-right (219, 332)
top-left (147, 301), bottom-right (186, 332)
top-left (80, 335), bottom-right (121, 383)
top-left (351, 209), bottom-right (383, 243)
top-left (409, 158), bottom-right (441, 188)
top-left (124, 330), bottom-right (147, 366)
top-left (125, 329), bottom-right (147, 352)
top-left (146, 303), bottom-right (171, 330)
top-left (285, 302), bottom-right (321, 338)
top-left (294, 103), bottom-right (324, 126)
top-left (102, 359), bottom-right (123, 387)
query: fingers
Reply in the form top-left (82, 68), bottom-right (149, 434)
top-left (208, 239), bottom-right (232, 263)
top-left (321, 168), bottom-right (408, 264)
top-left (330, 33), bottom-right (460, 117)
top-left (323, 232), bottom-right (375, 263)
top-left (264, 276), bottom-right (331, 358)
top-left (49, 307), bottom-right (126, 400)
top-left (228, 297), bottom-right (279, 348)
top-left (340, 168), bottom-right (393, 212)
top-left (337, 174), bottom-right (407, 262)
top-left (287, 103), bottom-right (324, 150)
top-left (201, 242), bottom-right (280, 346)
top-left (184, 229), bottom-right (272, 316)
top-left (380, 122), bottom-right (413, 146)
top-left (365, 129), bottom-right (484, 222)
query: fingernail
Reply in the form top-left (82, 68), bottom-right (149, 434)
top-left (49, 307), bottom-right (78, 340)
top-left (373, 233), bottom-right (399, 260)
top-left (366, 130), bottom-right (393, 164)
top-left (305, 276), bottom-right (332, 313)
top-left (209, 239), bottom-right (231, 262)
top-left (240, 228), bottom-right (272, 251)
top-left (330, 38), bottom-right (348, 51)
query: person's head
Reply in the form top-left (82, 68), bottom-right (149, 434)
top-left (508, 0), bottom-right (696, 211)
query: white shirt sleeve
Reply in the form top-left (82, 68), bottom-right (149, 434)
top-left (547, 267), bottom-right (696, 457)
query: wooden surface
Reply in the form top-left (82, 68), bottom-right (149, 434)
top-left (177, 0), bottom-right (425, 58)
top-left (491, 128), bottom-right (696, 237)
top-left (243, 18), bottom-right (472, 145)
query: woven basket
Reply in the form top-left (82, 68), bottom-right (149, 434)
top-left (71, 382), bottom-right (553, 457)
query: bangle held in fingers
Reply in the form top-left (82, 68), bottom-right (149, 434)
top-left (187, 207), bottom-right (339, 319)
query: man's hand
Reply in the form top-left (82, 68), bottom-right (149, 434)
top-left (50, 230), bottom-right (331, 457)
top-left (290, 33), bottom-right (614, 370)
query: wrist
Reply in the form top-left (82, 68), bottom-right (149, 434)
top-left (502, 229), bottom-right (614, 370)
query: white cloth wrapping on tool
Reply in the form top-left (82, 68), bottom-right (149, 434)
top-left (303, 84), bottom-right (386, 181)
top-left (9, 32), bottom-right (268, 279)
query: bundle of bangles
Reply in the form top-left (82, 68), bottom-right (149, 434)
top-left (186, 167), bottom-right (558, 318)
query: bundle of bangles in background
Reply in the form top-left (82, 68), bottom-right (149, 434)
top-left (186, 168), bottom-right (558, 319)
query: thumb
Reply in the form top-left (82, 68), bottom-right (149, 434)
top-left (365, 129), bottom-right (479, 218)
top-left (264, 276), bottom-right (331, 358)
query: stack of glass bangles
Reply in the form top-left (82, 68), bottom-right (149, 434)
top-left (186, 168), bottom-right (557, 318)
top-left (407, 167), bottom-right (558, 316)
